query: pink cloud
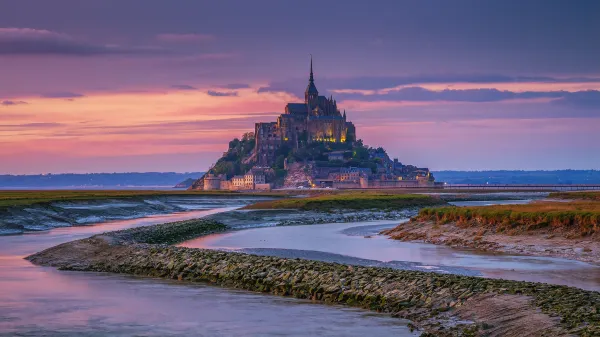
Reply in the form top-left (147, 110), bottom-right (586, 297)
top-left (0, 151), bottom-right (224, 174)
top-left (0, 27), bottom-right (166, 56)
top-left (340, 99), bottom-right (450, 110)
top-left (171, 99), bottom-right (287, 116)
top-left (0, 27), bottom-right (71, 43)
top-left (156, 33), bottom-right (214, 43)
top-left (0, 112), bottom-right (33, 120)
top-left (1, 100), bottom-right (28, 106)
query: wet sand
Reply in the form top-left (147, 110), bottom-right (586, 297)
top-left (181, 220), bottom-right (600, 291)
top-left (383, 218), bottom-right (600, 264)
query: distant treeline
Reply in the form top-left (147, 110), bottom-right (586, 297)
top-left (433, 170), bottom-right (600, 185)
top-left (0, 172), bottom-right (204, 188)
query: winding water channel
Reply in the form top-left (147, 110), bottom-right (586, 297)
top-left (2, 196), bottom-right (600, 336)
top-left (0, 203), bottom-right (416, 337)
top-left (181, 219), bottom-right (600, 291)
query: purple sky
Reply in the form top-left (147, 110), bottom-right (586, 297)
top-left (1, 0), bottom-right (599, 173)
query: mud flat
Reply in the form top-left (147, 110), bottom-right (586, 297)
top-left (383, 219), bottom-right (600, 265)
top-left (27, 219), bottom-right (600, 336)
top-left (384, 202), bottom-right (600, 265)
top-left (0, 193), bottom-right (268, 234)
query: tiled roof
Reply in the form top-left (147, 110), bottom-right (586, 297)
top-left (286, 103), bottom-right (307, 114)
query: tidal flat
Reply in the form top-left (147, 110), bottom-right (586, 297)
top-left (8, 190), bottom-right (600, 336)
top-left (27, 218), bottom-right (600, 336)
top-left (1, 209), bottom-right (417, 337)
top-left (0, 191), bottom-right (274, 234)
top-left (384, 193), bottom-right (600, 265)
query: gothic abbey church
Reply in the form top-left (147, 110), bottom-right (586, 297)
top-left (255, 58), bottom-right (356, 165)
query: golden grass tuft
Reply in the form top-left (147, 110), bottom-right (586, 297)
top-left (417, 201), bottom-right (600, 237)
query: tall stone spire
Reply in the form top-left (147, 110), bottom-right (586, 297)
top-left (309, 55), bottom-right (314, 83)
top-left (305, 55), bottom-right (319, 105)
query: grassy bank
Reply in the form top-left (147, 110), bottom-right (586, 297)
top-left (416, 201), bottom-right (600, 237)
top-left (0, 189), bottom-right (264, 208)
top-left (550, 191), bottom-right (600, 201)
top-left (243, 192), bottom-right (445, 211)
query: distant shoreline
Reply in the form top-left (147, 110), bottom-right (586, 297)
top-left (0, 172), bottom-right (204, 189)
top-left (0, 186), bottom-right (184, 190)
top-left (2, 170), bottom-right (600, 189)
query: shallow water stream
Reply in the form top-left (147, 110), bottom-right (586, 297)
top-left (181, 219), bottom-right (600, 291)
top-left (2, 195), bottom-right (599, 336)
top-left (0, 204), bottom-right (416, 337)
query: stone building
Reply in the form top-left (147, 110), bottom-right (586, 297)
top-left (231, 175), bottom-right (245, 188)
top-left (227, 168), bottom-right (268, 190)
top-left (203, 174), bottom-right (223, 191)
top-left (335, 167), bottom-right (372, 182)
top-left (255, 58), bottom-right (356, 165)
top-left (244, 170), bottom-right (266, 186)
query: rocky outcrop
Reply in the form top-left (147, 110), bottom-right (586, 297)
top-left (101, 218), bottom-right (227, 245)
top-left (27, 219), bottom-right (600, 336)
top-left (189, 173), bottom-right (206, 190)
top-left (174, 178), bottom-right (196, 188)
top-left (204, 208), bottom-right (419, 229)
top-left (283, 162), bottom-right (314, 188)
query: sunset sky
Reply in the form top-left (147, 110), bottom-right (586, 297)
top-left (1, 0), bottom-right (599, 174)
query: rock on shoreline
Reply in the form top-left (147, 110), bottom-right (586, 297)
top-left (205, 208), bottom-right (417, 229)
top-left (27, 219), bottom-right (600, 336)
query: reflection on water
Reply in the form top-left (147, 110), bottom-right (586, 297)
top-left (181, 221), bottom-right (600, 291)
top-left (0, 206), bottom-right (416, 337)
top-left (0, 266), bottom-right (414, 337)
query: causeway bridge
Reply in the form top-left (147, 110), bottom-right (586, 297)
top-left (442, 184), bottom-right (600, 191)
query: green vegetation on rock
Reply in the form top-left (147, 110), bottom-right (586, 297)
top-left (286, 140), bottom-right (382, 173)
top-left (210, 132), bottom-right (256, 177)
top-left (208, 131), bottom-right (404, 178)
top-left (105, 219), bottom-right (228, 245)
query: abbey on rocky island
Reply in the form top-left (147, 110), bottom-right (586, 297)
top-left (255, 58), bottom-right (356, 165)
top-left (190, 58), bottom-right (436, 191)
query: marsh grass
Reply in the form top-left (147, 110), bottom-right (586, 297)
top-left (550, 191), bottom-right (600, 201)
top-left (417, 201), bottom-right (600, 237)
top-left (243, 192), bottom-right (445, 211)
top-left (0, 190), bottom-right (244, 208)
